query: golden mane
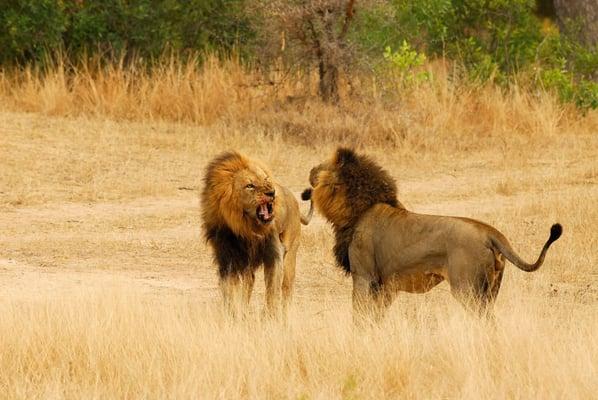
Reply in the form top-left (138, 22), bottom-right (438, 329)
top-left (201, 151), bottom-right (274, 239)
top-left (202, 151), bottom-right (308, 316)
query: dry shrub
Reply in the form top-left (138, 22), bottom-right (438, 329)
top-left (0, 55), bottom-right (271, 125)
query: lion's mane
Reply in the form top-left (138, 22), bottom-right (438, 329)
top-left (201, 151), bottom-right (279, 277)
top-left (314, 148), bottom-right (403, 274)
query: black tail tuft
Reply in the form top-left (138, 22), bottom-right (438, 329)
top-left (301, 188), bottom-right (312, 201)
top-left (548, 223), bottom-right (562, 245)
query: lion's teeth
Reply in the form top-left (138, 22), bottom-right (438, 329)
top-left (259, 204), bottom-right (270, 218)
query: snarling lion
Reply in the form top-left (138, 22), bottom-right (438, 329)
top-left (201, 151), bottom-right (312, 316)
top-left (303, 148), bottom-right (562, 320)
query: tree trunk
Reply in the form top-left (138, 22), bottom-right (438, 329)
top-left (553, 0), bottom-right (598, 47)
top-left (318, 59), bottom-right (340, 103)
top-left (314, 3), bottom-right (343, 104)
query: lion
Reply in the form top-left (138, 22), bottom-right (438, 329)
top-left (303, 147), bottom-right (562, 321)
top-left (201, 151), bottom-right (313, 317)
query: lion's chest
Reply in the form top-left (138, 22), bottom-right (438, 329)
top-left (207, 225), bottom-right (280, 276)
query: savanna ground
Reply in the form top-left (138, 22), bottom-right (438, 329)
top-left (0, 60), bottom-right (597, 398)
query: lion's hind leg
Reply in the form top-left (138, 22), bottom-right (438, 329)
top-left (447, 247), bottom-right (499, 319)
top-left (475, 252), bottom-right (505, 321)
top-left (281, 242), bottom-right (298, 317)
top-left (484, 252), bottom-right (505, 309)
top-left (477, 256), bottom-right (505, 327)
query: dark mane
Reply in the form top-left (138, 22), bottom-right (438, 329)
top-left (336, 148), bottom-right (400, 217)
top-left (206, 225), bottom-right (280, 278)
top-left (332, 148), bottom-right (403, 274)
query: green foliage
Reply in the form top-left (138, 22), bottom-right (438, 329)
top-left (0, 0), bottom-right (252, 64)
top-left (352, 0), bottom-right (598, 110)
top-left (540, 68), bottom-right (575, 101)
top-left (534, 25), bottom-right (598, 110)
top-left (0, 0), bottom-right (596, 110)
top-left (363, 0), bottom-right (543, 81)
top-left (0, 0), bottom-right (67, 63)
top-left (575, 81), bottom-right (598, 111)
top-left (383, 41), bottom-right (430, 88)
top-left (541, 68), bottom-right (598, 110)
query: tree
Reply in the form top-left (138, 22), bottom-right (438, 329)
top-left (254, 0), bottom-right (357, 103)
top-left (553, 0), bottom-right (598, 47)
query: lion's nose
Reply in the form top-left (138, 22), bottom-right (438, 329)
top-left (265, 189), bottom-right (275, 198)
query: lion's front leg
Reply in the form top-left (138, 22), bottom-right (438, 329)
top-left (220, 270), bottom-right (255, 318)
top-left (220, 272), bottom-right (242, 317)
top-left (352, 274), bottom-right (382, 326)
top-left (263, 236), bottom-right (285, 318)
top-left (349, 242), bottom-right (383, 325)
top-left (241, 269), bottom-right (255, 305)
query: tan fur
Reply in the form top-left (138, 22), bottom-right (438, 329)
top-left (201, 151), bottom-right (310, 316)
top-left (308, 148), bottom-right (561, 321)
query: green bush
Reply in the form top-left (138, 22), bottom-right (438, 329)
top-left (352, 0), bottom-right (598, 110)
top-left (0, 0), bottom-right (67, 64)
top-left (534, 26), bottom-right (598, 110)
top-left (0, 0), bottom-right (596, 110)
top-left (355, 0), bottom-right (542, 80)
top-left (382, 41), bottom-right (430, 89)
top-left (0, 0), bottom-right (252, 65)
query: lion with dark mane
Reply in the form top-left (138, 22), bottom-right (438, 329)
top-left (202, 151), bottom-right (312, 316)
top-left (304, 148), bottom-right (562, 320)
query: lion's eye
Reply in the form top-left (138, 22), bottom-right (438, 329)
top-left (245, 183), bottom-right (255, 189)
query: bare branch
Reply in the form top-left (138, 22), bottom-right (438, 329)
top-left (340, 0), bottom-right (356, 40)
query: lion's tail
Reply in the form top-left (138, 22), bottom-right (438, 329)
top-left (300, 188), bottom-right (314, 225)
top-left (490, 223), bottom-right (562, 272)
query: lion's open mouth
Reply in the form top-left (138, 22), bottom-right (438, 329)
top-left (256, 202), bottom-right (274, 224)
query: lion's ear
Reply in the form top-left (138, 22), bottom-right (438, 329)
top-left (336, 147), bottom-right (357, 166)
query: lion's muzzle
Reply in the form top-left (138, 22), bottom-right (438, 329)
top-left (256, 192), bottom-right (275, 224)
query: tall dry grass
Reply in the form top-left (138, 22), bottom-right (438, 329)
top-left (0, 56), bottom-right (259, 124)
top-left (1, 286), bottom-right (596, 399)
top-left (1, 56), bottom-right (596, 145)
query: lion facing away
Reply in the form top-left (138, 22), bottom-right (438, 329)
top-left (304, 148), bottom-right (562, 320)
top-left (201, 151), bottom-right (312, 316)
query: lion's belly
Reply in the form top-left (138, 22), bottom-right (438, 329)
top-left (386, 271), bottom-right (445, 293)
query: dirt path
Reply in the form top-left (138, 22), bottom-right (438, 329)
top-left (2, 176), bottom-right (596, 305)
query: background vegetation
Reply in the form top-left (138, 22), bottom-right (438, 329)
top-left (0, 0), bottom-right (596, 109)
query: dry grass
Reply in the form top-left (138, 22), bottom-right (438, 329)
top-left (0, 58), bottom-right (597, 399)
top-left (1, 289), bottom-right (595, 399)
top-left (1, 57), bottom-right (596, 143)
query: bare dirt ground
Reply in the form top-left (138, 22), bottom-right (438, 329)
top-left (1, 110), bottom-right (597, 398)
top-left (2, 110), bottom-right (596, 306)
